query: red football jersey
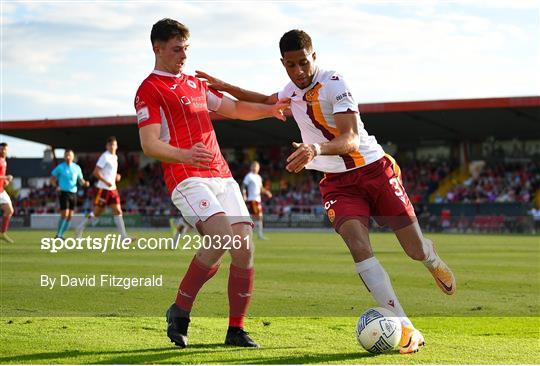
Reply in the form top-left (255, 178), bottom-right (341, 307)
top-left (134, 70), bottom-right (232, 194)
top-left (0, 157), bottom-right (6, 193)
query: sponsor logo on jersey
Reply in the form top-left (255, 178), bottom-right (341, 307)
top-left (190, 95), bottom-right (206, 109)
top-left (136, 107), bottom-right (149, 123)
top-left (324, 199), bottom-right (337, 210)
top-left (180, 96), bottom-right (191, 105)
top-left (170, 84), bottom-right (178, 90)
top-left (336, 91), bottom-right (352, 102)
top-left (135, 96), bottom-right (146, 110)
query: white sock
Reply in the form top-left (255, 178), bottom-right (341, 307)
top-left (76, 212), bottom-right (94, 234)
top-left (113, 215), bottom-right (128, 238)
top-left (180, 225), bottom-right (189, 236)
top-left (355, 257), bottom-right (412, 327)
top-left (257, 218), bottom-right (264, 238)
top-left (422, 239), bottom-right (441, 269)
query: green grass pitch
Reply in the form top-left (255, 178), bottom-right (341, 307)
top-left (1, 230), bottom-right (539, 364)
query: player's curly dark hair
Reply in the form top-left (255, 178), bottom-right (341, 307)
top-left (151, 18), bottom-right (190, 45)
top-left (279, 29), bottom-right (313, 56)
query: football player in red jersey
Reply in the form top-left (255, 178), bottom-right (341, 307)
top-left (0, 143), bottom-right (14, 243)
top-left (135, 18), bottom-right (289, 349)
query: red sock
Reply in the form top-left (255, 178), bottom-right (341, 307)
top-left (1, 216), bottom-right (10, 233)
top-left (175, 256), bottom-right (219, 312)
top-left (228, 264), bottom-right (254, 328)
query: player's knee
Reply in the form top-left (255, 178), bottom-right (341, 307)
top-left (230, 247), bottom-right (254, 268)
top-left (339, 230), bottom-right (369, 251)
top-left (196, 249), bottom-right (225, 267)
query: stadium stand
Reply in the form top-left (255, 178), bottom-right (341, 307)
top-left (2, 96), bottom-right (539, 233)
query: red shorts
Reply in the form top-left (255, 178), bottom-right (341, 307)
top-left (94, 188), bottom-right (121, 207)
top-left (319, 155), bottom-right (416, 232)
top-left (246, 200), bottom-right (263, 217)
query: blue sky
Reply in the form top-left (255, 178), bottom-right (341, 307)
top-left (1, 0), bottom-right (539, 157)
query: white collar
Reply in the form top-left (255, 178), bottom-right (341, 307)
top-left (152, 69), bottom-right (182, 78)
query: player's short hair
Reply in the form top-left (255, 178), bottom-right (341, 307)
top-left (279, 29), bottom-right (313, 56)
top-left (151, 18), bottom-right (190, 45)
top-left (106, 136), bottom-right (117, 144)
top-left (0, 142), bottom-right (7, 147)
top-left (64, 149), bottom-right (74, 155)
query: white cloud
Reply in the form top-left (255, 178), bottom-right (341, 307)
top-left (1, 1), bottom-right (538, 121)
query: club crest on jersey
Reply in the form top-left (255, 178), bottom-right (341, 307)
top-left (304, 89), bottom-right (315, 102)
top-left (199, 199), bottom-right (210, 210)
top-left (180, 96), bottom-right (191, 105)
top-left (187, 80), bottom-right (197, 89)
top-left (327, 209), bottom-right (336, 223)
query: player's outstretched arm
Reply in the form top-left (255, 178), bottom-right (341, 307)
top-left (286, 112), bottom-right (360, 173)
top-left (139, 124), bottom-right (213, 169)
top-left (196, 70), bottom-right (278, 105)
top-left (215, 95), bottom-right (289, 121)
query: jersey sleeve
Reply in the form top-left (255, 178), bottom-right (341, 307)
top-left (51, 165), bottom-right (60, 177)
top-left (277, 83), bottom-right (293, 100)
top-left (96, 153), bottom-right (107, 169)
top-left (76, 165), bottom-right (83, 181)
top-left (326, 73), bottom-right (359, 114)
top-left (134, 81), bottom-right (162, 128)
top-left (201, 80), bottom-right (223, 112)
top-left (242, 174), bottom-right (250, 186)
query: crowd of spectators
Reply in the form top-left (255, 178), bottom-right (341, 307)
top-left (11, 153), bottom-right (538, 226)
top-left (437, 161), bottom-right (539, 204)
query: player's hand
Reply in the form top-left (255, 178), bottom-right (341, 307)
top-left (183, 142), bottom-right (214, 169)
top-left (105, 180), bottom-right (113, 187)
top-left (272, 98), bottom-right (290, 122)
top-left (55, 186), bottom-right (60, 192)
top-left (286, 142), bottom-right (317, 173)
top-left (116, 174), bottom-right (121, 182)
top-left (83, 181), bottom-right (90, 187)
top-left (5, 175), bottom-right (13, 182)
top-left (265, 191), bottom-right (273, 199)
top-left (195, 70), bottom-right (229, 91)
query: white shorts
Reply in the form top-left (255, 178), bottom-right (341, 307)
top-left (171, 177), bottom-right (252, 228)
top-left (0, 191), bottom-right (11, 205)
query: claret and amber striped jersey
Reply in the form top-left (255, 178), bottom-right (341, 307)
top-left (278, 68), bottom-right (384, 173)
